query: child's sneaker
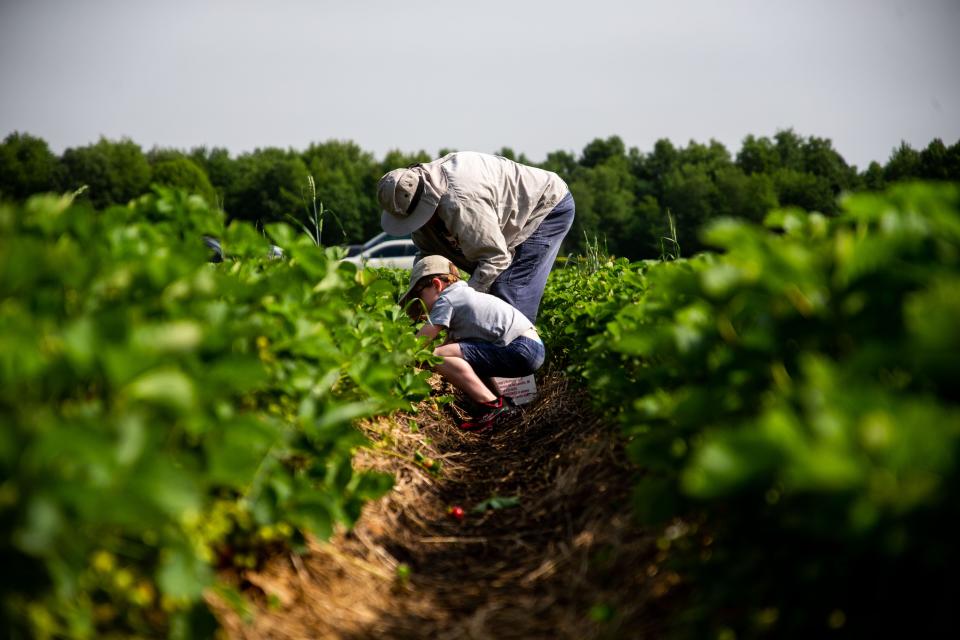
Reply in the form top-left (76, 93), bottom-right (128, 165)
top-left (458, 396), bottom-right (515, 431)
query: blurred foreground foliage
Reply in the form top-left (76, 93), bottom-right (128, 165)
top-left (540, 182), bottom-right (960, 637)
top-left (0, 188), bottom-right (434, 638)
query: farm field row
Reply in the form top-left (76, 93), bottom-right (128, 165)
top-left (3, 181), bottom-right (958, 638)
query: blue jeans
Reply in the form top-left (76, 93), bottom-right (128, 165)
top-left (490, 192), bottom-right (575, 323)
top-left (459, 336), bottom-right (546, 378)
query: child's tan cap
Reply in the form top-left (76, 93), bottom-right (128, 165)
top-left (400, 255), bottom-right (459, 306)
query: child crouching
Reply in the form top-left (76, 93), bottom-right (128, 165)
top-left (402, 255), bottom-right (545, 430)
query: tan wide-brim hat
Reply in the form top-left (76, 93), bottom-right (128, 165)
top-left (399, 255), bottom-right (459, 307)
top-left (378, 167), bottom-right (439, 235)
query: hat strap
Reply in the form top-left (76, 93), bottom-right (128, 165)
top-left (405, 176), bottom-right (425, 214)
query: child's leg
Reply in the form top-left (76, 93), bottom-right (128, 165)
top-left (433, 343), bottom-right (498, 403)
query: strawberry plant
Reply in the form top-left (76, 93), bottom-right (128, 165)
top-left (541, 182), bottom-right (960, 637)
top-left (0, 187), bottom-right (435, 638)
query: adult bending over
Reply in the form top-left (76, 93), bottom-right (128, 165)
top-left (377, 151), bottom-right (575, 324)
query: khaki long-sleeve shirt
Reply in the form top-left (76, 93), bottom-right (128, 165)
top-left (411, 152), bottom-right (568, 292)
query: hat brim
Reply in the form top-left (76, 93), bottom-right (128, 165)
top-left (398, 254), bottom-right (455, 311)
top-left (399, 273), bottom-right (420, 308)
top-left (380, 192), bottom-right (438, 236)
top-left (399, 280), bottom-right (430, 319)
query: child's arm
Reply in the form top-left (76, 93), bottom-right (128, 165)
top-left (416, 322), bottom-right (444, 342)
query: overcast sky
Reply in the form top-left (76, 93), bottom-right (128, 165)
top-left (1, 0), bottom-right (958, 169)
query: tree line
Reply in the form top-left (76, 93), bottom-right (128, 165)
top-left (1, 130), bottom-right (958, 258)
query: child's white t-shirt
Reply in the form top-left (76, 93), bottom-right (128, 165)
top-left (428, 281), bottom-right (533, 347)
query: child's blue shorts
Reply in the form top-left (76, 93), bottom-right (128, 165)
top-left (458, 336), bottom-right (545, 378)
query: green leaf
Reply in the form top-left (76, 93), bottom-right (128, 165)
top-left (13, 496), bottom-right (63, 555)
top-left (290, 501), bottom-right (333, 539)
top-left (348, 470), bottom-right (394, 501)
top-left (206, 416), bottom-right (281, 488)
top-left (471, 495), bottom-right (520, 513)
top-left (263, 222), bottom-right (296, 248)
top-left (157, 547), bottom-right (213, 600)
top-left (133, 458), bottom-right (202, 518)
top-left (207, 355), bottom-right (268, 394)
top-left (125, 368), bottom-right (197, 412)
top-left (313, 400), bottom-right (381, 431)
top-left (169, 602), bottom-right (219, 640)
top-left (63, 316), bottom-right (97, 370)
top-left (131, 320), bottom-right (203, 353)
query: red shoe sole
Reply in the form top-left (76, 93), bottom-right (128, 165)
top-left (458, 418), bottom-right (494, 431)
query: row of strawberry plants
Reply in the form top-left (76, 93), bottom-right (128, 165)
top-left (539, 182), bottom-right (960, 637)
top-left (0, 188), bottom-right (434, 638)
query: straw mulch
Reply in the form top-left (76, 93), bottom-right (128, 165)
top-left (211, 372), bottom-right (680, 639)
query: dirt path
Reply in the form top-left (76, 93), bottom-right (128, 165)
top-left (211, 374), bottom-right (678, 639)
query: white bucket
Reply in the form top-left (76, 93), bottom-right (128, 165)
top-left (488, 374), bottom-right (538, 405)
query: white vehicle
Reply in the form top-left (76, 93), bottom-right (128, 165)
top-left (343, 238), bottom-right (419, 269)
top-left (345, 231), bottom-right (407, 257)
